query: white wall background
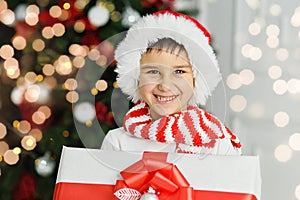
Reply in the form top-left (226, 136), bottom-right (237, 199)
top-left (192, 0), bottom-right (300, 199)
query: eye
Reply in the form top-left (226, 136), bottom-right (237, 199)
top-left (147, 69), bottom-right (160, 74)
top-left (174, 69), bottom-right (185, 74)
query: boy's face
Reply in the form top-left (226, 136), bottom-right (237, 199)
top-left (139, 49), bottom-right (194, 120)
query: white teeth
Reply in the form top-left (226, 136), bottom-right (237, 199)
top-left (157, 95), bottom-right (176, 102)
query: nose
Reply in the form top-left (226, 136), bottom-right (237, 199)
top-left (157, 74), bottom-right (173, 91)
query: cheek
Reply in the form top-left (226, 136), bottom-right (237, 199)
top-left (138, 83), bottom-right (156, 98)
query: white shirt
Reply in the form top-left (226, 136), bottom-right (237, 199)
top-left (101, 127), bottom-right (241, 155)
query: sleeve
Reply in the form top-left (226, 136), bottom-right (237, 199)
top-left (100, 130), bottom-right (121, 151)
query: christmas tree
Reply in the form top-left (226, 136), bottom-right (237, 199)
top-left (0, 0), bottom-right (197, 199)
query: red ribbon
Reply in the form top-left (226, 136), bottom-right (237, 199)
top-left (112, 152), bottom-right (194, 200)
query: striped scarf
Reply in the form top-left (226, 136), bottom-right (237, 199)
top-left (123, 101), bottom-right (241, 151)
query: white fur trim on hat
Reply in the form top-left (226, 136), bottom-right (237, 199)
top-left (115, 10), bottom-right (221, 106)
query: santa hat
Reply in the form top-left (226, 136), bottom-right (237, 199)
top-left (115, 10), bottom-right (221, 106)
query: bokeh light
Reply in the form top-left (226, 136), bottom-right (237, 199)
top-left (270, 4), bottom-right (282, 16)
top-left (226, 73), bottom-right (242, 90)
top-left (230, 95), bottom-right (247, 112)
top-left (273, 111), bottom-right (289, 127)
top-left (274, 144), bottom-right (292, 162)
top-left (295, 184), bottom-right (300, 199)
top-left (273, 79), bottom-right (287, 95)
top-left (268, 65), bottom-right (282, 79)
top-left (3, 150), bottom-right (19, 165)
top-left (289, 133), bottom-right (300, 151)
top-left (0, 122), bottom-right (7, 139)
top-left (95, 80), bottom-right (108, 91)
top-left (21, 135), bottom-right (37, 151)
top-left (239, 69), bottom-right (255, 85)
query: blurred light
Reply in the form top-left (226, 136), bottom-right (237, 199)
top-left (274, 111), bottom-right (289, 127)
top-left (38, 106), bottom-right (51, 119)
top-left (21, 135), bottom-right (37, 151)
top-left (268, 65), bottom-right (282, 79)
top-left (49, 5), bottom-right (62, 18)
top-left (113, 81), bottom-right (118, 88)
top-left (62, 130), bottom-right (69, 137)
top-left (12, 36), bottom-right (27, 50)
top-left (59, 9), bottom-right (69, 21)
top-left (75, 0), bottom-right (89, 10)
top-left (248, 22), bottom-right (261, 35)
top-left (29, 128), bottom-right (43, 142)
top-left (0, 122), bottom-right (7, 139)
top-left (88, 49), bottom-right (100, 61)
top-left (36, 74), bottom-right (44, 82)
top-left (291, 11), bottom-right (300, 27)
top-left (245, 0), bottom-right (260, 10)
top-left (74, 20), bottom-right (86, 33)
top-left (3, 150), bottom-right (19, 165)
top-left (42, 64), bottom-right (55, 76)
top-left (295, 184), bottom-right (300, 199)
top-left (266, 24), bottom-right (280, 37)
top-left (111, 11), bottom-right (121, 22)
top-left (25, 13), bottom-right (39, 26)
top-left (287, 79), bottom-right (300, 94)
top-left (91, 88), bottom-right (98, 95)
top-left (15, 4), bottom-right (26, 20)
top-left (13, 147), bottom-right (21, 155)
top-left (66, 91), bottom-right (79, 103)
top-left (4, 58), bottom-right (19, 69)
top-left (273, 79), bottom-right (287, 95)
top-left (254, 17), bottom-right (266, 28)
top-left (274, 144), bottom-right (292, 162)
top-left (32, 111), bottom-right (46, 125)
top-left (73, 56), bottom-right (85, 68)
top-left (26, 4), bottom-right (40, 15)
top-left (25, 72), bottom-right (37, 83)
top-left (95, 80), bottom-right (108, 91)
top-left (11, 86), bottom-right (25, 105)
top-left (0, 45), bottom-right (14, 59)
top-left (0, 9), bottom-right (15, 25)
top-left (270, 4), bottom-right (282, 16)
top-left (43, 77), bottom-right (57, 89)
top-left (0, 1), bottom-right (8, 12)
top-left (32, 39), bottom-right (45, 52)
top-left (63, 3), bottom-right (71, 10)
top-left (241, 44), bottom-right (253, 58)
top-left (96, 55), bottom-right (108, 67)
top-left (53, 23), bottom-right (65, 37)
top-left (25, 84), bottom-right (40, 102)
top-left (0, 141), bottom-right (9, 156)
top-left (289, 133), bottom-right (300, 151)
top-left (249, 47), bottom-right (262, 61)
top-left (248, 103), bottom-right (265, 118)
top-left (276, 48), bottom-right (289, 61)
top-left (36, 0), bottom-right (49, 7)
top-left (266, 36), bottom-right (279, 48)
top-left (64, 78), bottom-right (77, 90)
top-left (230, 95), bottom-right (247, 112)
top-left (73, 102), bottom-right (96, 123)
top-left (55, 55), bottom-right (73, 75)
top-left (17, 120), bottom-right (31, 134)
top-left (239, 69), bottom-right (255, 85)
top-left (226, 73), bottom-right (242, 90)
top-left (42, 26), bottom-right (54, 39)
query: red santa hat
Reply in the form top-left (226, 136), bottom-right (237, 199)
top-left (115, 10), bottom-right (221, 106)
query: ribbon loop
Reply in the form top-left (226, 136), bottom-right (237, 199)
top-left (113, 152), bottom-right (194, 200)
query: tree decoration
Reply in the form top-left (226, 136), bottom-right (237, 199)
top-left (87, 2), bottom-right (110, 27)
top-left (34, 151), bottom-right (56, 177)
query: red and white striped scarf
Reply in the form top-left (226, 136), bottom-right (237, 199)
top-left (123, 101), bottom-right (241, 150)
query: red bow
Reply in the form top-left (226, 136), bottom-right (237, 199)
top-left (113, 152), bottom-right (194, 200)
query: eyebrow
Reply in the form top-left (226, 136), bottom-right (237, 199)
top-left (140, 64), bottom-right (191, 69)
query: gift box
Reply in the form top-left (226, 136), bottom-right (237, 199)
top-left (53, 146), bottom-right (261, 200)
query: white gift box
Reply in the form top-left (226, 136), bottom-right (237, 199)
top-left (53, 146), bottom-right (261, 200)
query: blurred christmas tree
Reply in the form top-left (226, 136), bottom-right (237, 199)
top-left (0, 0), bottom-right (198, 199)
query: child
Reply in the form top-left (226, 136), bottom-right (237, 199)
top-left (101, 10), bottom-right (241, 155)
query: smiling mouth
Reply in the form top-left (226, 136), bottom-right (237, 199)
top-left (155, 95), bottom-right (178, 103)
